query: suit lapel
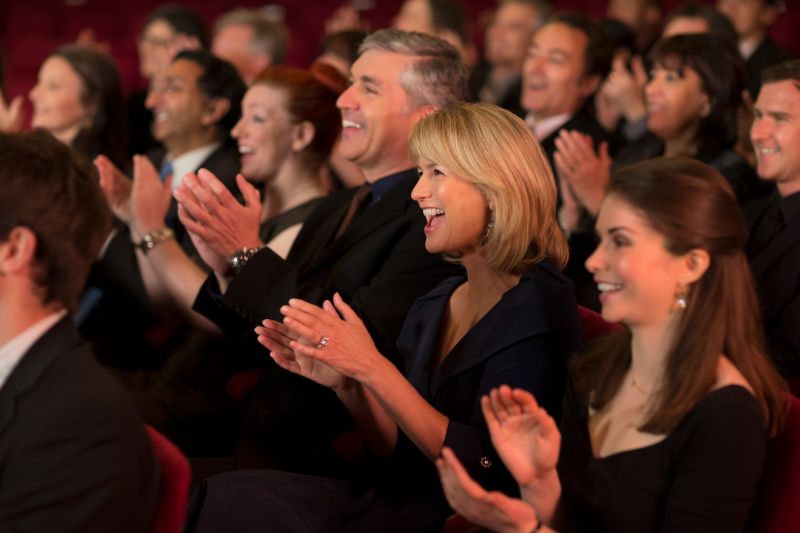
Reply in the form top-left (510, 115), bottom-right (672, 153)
top-left (750, 215), bottom-right (800, 321)
top-left (0, 317), bottom-right (80, 436)
top-left (308, 176), bottom-right (418, 272)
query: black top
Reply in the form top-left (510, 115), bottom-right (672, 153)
top-left (559, 384), bottom-right (766, 533)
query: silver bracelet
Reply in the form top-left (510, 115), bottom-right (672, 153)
top-left (135, 227), bottom-right (175, 254)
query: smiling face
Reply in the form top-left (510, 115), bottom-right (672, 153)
top-left (29, 56), bottom-right (89, 145)
top-left (751, 80), bottom-right (800, 196)
top-left (521, 22), bottom-right (596, 122)
top-left (586, 194), bottom-right (690, 328)
top-left (231, 84), bottom-right (295, 181)
top-left (485, 2), bottom-right (541, 69)
top-left (145, 58), bottom-right (209, 154)
top-left (337, 49), bottom-right (428, 181)
top-left (645, 64), bottom-right (710, 143)
top-left (411, 157), bottom-right (488, 256)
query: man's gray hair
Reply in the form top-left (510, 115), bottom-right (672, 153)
top-left (359, 29), bottom-right (468, 110)
top-left (214, 8), bottom-right (290, 65)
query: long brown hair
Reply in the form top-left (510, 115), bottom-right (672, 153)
top-left (572, 157), bottom-right (786, 436)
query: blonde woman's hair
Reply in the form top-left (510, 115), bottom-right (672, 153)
top-left (408, 102), bottom-right (568, 274)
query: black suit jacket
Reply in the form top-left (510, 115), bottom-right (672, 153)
top-left (0, 316), bottom-right (160, 531)
top-left (745, 195), bottom-right (800, 376)
top-left (746, 37), bottom-right (793, 100)
top-left (194, 170), bottom-right (462, 475)
top-left (81, 143), bottom-right (240, 371)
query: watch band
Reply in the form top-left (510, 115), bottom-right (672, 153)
top-left (136, 227), bottom-right (175, 254)
top-left (229, 245), bottom-right (267, 275)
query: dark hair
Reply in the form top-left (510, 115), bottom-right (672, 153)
top-left (761, 58), bottom-right (800, 89)
top-left (0, 131), bottom-right (111, 311)
top-left (144, 4), bottom-right (209, 48)
top-left (172, 49), bottom-right (246, 141)
top-left (430, 0), bottom-right (471, 43)
top-left (572, 157), bottom-right (786, 436)
top-left (648, 33), bottom-right (745, 151)
top-left (663, 2), bottom-right (738, 47)
top-left (253, 63), bottom-right (346, 170)
top-left (321, 29), bottom-right (368, 68)
top-left (548, 12), bottom-right (614, 80)
top-left (50, 44), bottom-right (127, 167)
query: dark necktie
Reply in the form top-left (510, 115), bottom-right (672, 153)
top-left (335, 184), bottom-right (372, 239)
top-left (747, 200), bottom-right (785, 258)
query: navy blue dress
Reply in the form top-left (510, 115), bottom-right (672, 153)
top-left (192, 261), bottom-right (580, 533)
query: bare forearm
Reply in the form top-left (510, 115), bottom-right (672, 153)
top-left (365, 358), bottom-right (449, 460)
top-left (336, 381), bottom-right (397, 459)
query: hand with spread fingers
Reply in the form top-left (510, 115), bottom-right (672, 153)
top-left (553, 130), bottom-right (611, 216)
top-left (256, 301), bottom-right (352, 392)
top-left (174, 169), bottom-right (262, 274)
top-left (279, 293), bottom-right (386, 384)
top-left (436, 447), bottom-right (541, 533)
top-left (130, 155), bottom-right (173, 235)
top-left (174, 169), bottom-right (262, 255)
top-left (483, 386), bottom-right (561, 488)
top-left (95, 155), bottom-right (134, 224)
top-left (600, 51), bottom-right (647, 124)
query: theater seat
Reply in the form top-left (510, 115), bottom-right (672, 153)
top-left (747, 393), bottom-right (800, 533)
top-left (145, 425), bottom-right (191, 533)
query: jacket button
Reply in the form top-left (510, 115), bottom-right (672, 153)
top-left (480, 456), bottom-right (492, 468)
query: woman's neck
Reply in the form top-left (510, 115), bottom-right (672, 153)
top-left (663, 126), bottom-right (700, 158)
top-left (261, 158), bottom-right (325, 221)
top-left (628, 318), bottom-right (679, 392)
top-left (460, 252), bottom-right (520, 319)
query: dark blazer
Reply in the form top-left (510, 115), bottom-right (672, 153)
top-left (468, 62), bottom-right (525, 117)
top-left (80, 143), bottom-right (241, 371)
top-left (744, 195), bottom-right (800, 377)
top-left (746, 37), bottom-right (793, 100)
top-left (194, 169), bottom-right (462, 475)
top-left (0, 316), bottom-right (160, 532)
top-left (188, 262), bottom-right (580, 533)
top-left (393, 261), bottom-right (581, 500)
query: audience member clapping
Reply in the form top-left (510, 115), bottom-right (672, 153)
top-left (189, 102), bottom-right (580, 532)
top-left (437, 156), bottom-right (787, 533)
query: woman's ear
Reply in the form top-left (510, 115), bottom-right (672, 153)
top-left (681, 248), bottom-right (710, 285)
top-left (292, 121), bottom-right (315, 152)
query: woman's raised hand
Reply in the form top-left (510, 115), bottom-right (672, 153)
top-left (0, 90), bottom-right (23, 133)
top-left (256, 300), bottom-right (352, 392)
top-left (553, 130), bottom-right (611, 216)
top-left (279, 293), bottom-right (385, 384)
top-left (483, 385), bottom-right (561, 488)
top-left (437, 447), bottom-right (540, 533)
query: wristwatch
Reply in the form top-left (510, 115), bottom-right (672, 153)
top-left (229, 245), bottom-right (267, 274)
top-left (136, 227), bottom-right (175, 254)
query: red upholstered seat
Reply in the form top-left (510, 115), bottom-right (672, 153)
top-left (145, 425), bottom-right (191, 533)
top-left (747, 393), bottom-right (800, 533)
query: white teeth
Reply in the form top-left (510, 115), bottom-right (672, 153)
top-left (155, 111), bottom-right (169, 122)
top-left (758, 147), bottom-right (779, 155)
top-left (342, 119), bottom-right (362, 129)
top-left (239, 145), bottom-right (255, 154)
top-left (597, 283), bottom-right (623, 292)
top-left (422, 208), bottom-right (445, 218)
